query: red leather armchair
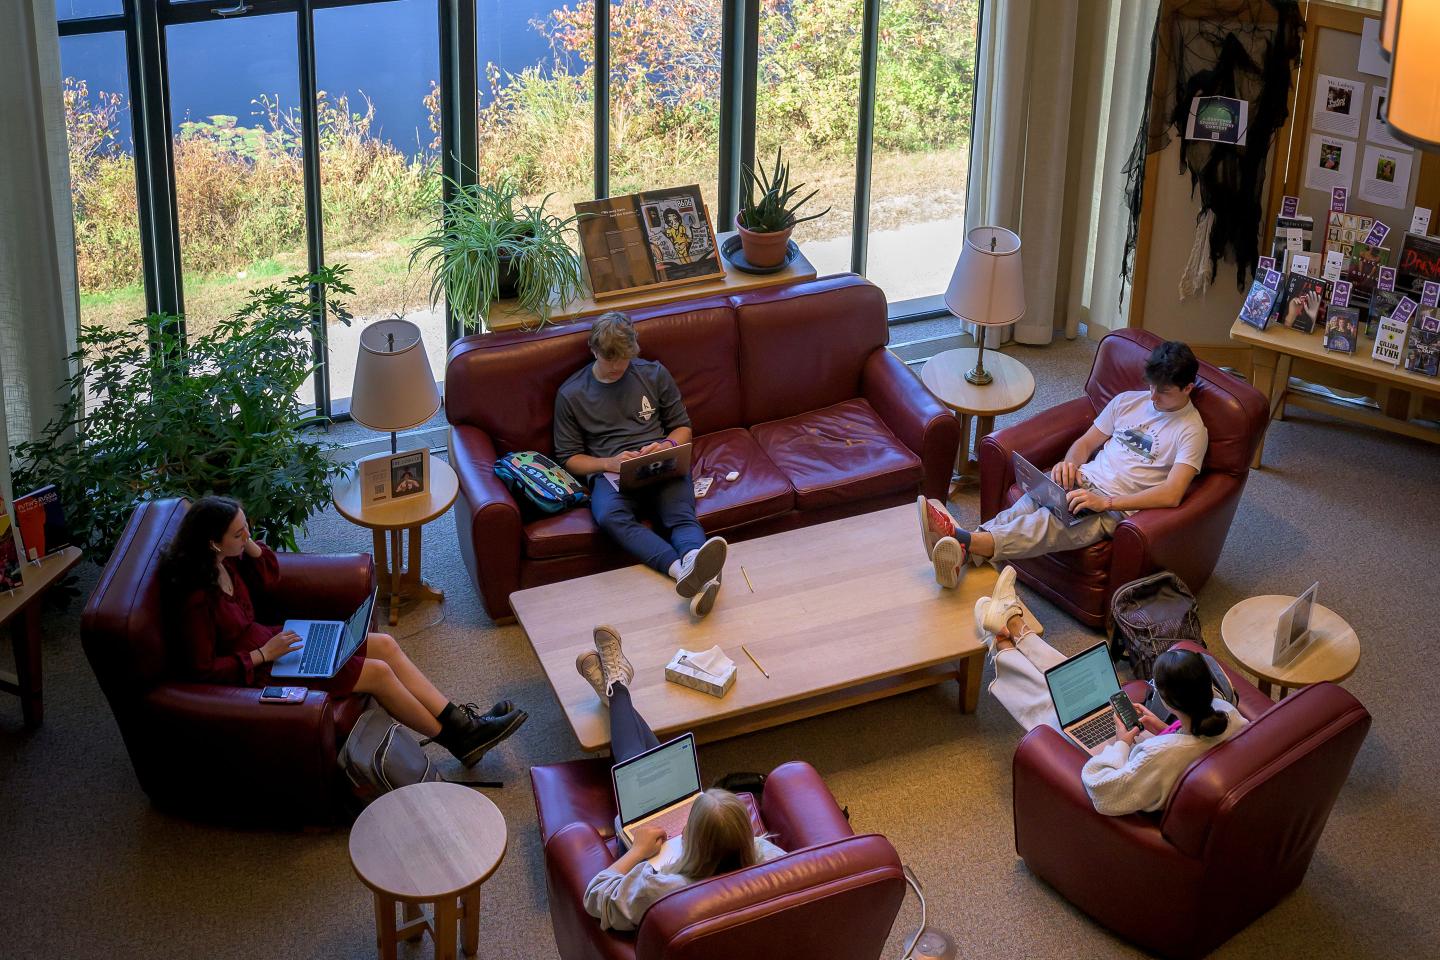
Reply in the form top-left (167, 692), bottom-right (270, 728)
top-left (979, 329), bottom-right (1269, 628)
top-left (1013, 641), bottom-right (1371, 959)
top-left (530, 758), bottom-right (907, 960)
top-left (81, 498), bottom-right (373, 825)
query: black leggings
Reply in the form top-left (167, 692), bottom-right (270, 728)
top-left (609, 682), bottom-right (660, 762)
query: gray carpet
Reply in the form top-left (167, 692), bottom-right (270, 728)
top-left (3, 334), bottom-right (1438, 959)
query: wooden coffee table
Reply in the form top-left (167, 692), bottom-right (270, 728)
top-left (511, 504), bottom-right (1041, 751)
top-left (1220, 594), bottom-right (1360, 699)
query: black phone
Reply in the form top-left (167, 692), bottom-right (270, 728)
top-left (1109, 691), bottom-right (1141, 731)
top-left (259, 685), bottom-right (307, 704)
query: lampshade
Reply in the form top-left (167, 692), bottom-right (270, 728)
top-left (1386, 0), bottom-right (1440, 150)
top-left (944, 226), bottom-right (1025, 328)
top-left (350, 318), bottom-right (440, 433)
top-left (1381, 0), bottom-right (1397, 59)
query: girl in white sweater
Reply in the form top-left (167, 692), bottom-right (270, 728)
top-left (978, 568), bottom-right (1246, 816)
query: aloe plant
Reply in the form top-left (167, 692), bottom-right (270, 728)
top-left (737, 146), bottom-right (831, 234)
top-left (410, 178), bottom-right (584, 333)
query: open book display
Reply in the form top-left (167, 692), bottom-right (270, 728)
top-left (575, 185), bottom-right (725, 299)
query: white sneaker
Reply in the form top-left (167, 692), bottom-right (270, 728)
top-left (974, 596), bottom-right (995, 647)
top-left (916, 495), bottom-right (957, 557)
top-left (690, 575), bottom-right (721, 618)
top-left (575, 651), bottom-right (607, 703)
top-left (592, 625), bottom-right (635, 695)
top-left (931, 536), bottom-right (967, 589)
top-left (981, 566), bottom-right (1023, 635)
top-left (675, 537), bottom-right (727, 598)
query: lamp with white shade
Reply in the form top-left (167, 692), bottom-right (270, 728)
top-left (943, 226), bottom-right (1026, 386)
top-left (350, 318), bottom-right (440, 454)
top-left (1383, 0), bottom-right (1440, 151)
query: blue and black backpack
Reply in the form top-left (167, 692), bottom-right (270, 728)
top-left (494, 451), bottom-right (588, 514)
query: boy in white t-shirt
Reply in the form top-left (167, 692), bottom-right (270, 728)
top-left (917, 341), bottom-right (1209, 586)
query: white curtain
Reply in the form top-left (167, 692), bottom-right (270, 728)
top-left (966, 0), bottom-right (1160, 345)
top-left (0, 0), bottom-right (78, 502)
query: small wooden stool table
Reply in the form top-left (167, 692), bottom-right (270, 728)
top-left (920, 347), bottom-right (1035, 497)
top-left (1220, 595), bottom-right (1360, 699)
top-left (0, 546), bottom-right (82, 727)
top-left (350, 782), bottom-right (507, 960)
top-left (334, 458), bottom-right (458, 626)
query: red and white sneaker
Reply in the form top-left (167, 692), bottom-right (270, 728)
top-left (916, 495), bottom-right (957, 557)
top-left (931, 535), bottom-right (968, 589)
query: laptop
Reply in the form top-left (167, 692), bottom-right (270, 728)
top-left (1044, 641), bottom-right (1127, 756)
top-left (611, 733), bottom-right (702, 870)
top-left (1012, 451), bottom-right (1093, 527)
top-left (608, 442), bottom-right (693, 493)
top-left (269, 587), bottom-right (377, 680)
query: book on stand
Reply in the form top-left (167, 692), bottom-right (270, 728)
top-left (1323, 305), bottom-right (1360, 354)
top-left (1237, 270), bottom-right (1282, 331)
top-left (1372, 316), bottom-right (1409, 365)
top-left (1403, 310), bottom-right (1440, 376)
top-left (13, 485), bottom-right (71, 563)
top-left (1274, 272), bottom-right (1330, 333)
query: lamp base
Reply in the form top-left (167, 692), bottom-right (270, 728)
top-left (965, 366), bottom-right (994, 386)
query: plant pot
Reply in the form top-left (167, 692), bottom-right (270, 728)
top-left (736, 222), bottom-right (794, 268)
top-left (496, 250), bottom-right (522, 300)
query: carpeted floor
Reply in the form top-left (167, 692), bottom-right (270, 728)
top-left (3, 334), bottom-right (1438, 959)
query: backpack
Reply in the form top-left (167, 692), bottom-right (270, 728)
top-left (1110, 570), bottom-right (1204, 680)
top-left (337, 704), bottom-right (441, 803)
top-left (494, 451), bottom-right (588, 515)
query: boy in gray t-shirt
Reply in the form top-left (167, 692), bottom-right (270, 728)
top-left (553, 312), bottom-right (727, 617)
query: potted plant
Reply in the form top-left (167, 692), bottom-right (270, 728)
top-left (9, 267), bottom-right (354, 556)
top-left (736, 146), bottom-right (831, 268)
top-left (410, 178), bottom-right (585, 333)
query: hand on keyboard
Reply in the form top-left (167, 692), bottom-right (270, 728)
top-left (259, 630), bottom-right (303, 664)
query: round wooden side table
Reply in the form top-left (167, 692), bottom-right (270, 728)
top-left (334, 457), bottom-right (458, 626)
top-left (350, 782), bottom-right (507, 960)
top-left (920, 347), bottom-right (1035, 497)
top-left (1220, 595), bottom-right (1360, 699)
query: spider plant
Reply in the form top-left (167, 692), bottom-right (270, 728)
top-left (737, 146), bottom-right (831, 233)
top-left (410, 178), bottom-right (584, 333)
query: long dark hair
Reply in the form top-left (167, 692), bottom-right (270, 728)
top-left (1153, 649), bottom-right (1228, 738)
top-left (158, 496), bottom-right (242, 597)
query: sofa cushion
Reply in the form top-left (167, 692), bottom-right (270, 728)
top-left (752, 398), bottom-right (923, 510)
top-left (693, 428), bottom-right (794, 530)
top-left (523, 505), bottom-right (605, 561)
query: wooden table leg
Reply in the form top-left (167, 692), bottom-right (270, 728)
top-left (400, 901), bottom-right (426, 943)
top-left (13, 606), bottom-right (44, 727)
top-left (956, 651), bottom-right (984, 713)
top-left (1269, 354), bottom-right (1293, 423)
top-left (388, 528), bottom-right (403, 626)
top-left (1249, 348), bottom-right (1277, 469)
top-left (949, 412), bottom-right (974, 498)
top-left (402, 525), bottom-right (444, 603)
top-left (461, 889), bottom-right (480, 957)
top-left (374, 892), bottom-right (399, 960)
top-left (1257, 677), bottom-right (1274, 698)
top-left (434, 896), bottom-right (460, 960)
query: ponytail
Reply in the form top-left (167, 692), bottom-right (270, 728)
top-left (1153, 649), bottom-right (1229, 738)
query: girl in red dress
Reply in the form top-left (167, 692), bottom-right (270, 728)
top-left (159, 496), bottom-right (525, 766)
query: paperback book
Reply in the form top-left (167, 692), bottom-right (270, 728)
top-left (1323, 211), bottom-right (1373, 263)
top-left (1270, 214), bottom-right (1314, 271)
top-left (1404, 311), bottom-right (1440, 376)
top-left (1396, 231), bottom-right (1440, 296)
top-left (1323, 305), bottom-right (1360, 354)
top-left (1238, 270), bottom-right (1282, 331)
top-left (1274, 272), bottom-right (1329, 333)
top-left (13, 485), bottom-right (71, 563)
top-left (1372, 316), bottom-right (1409, 365)
top-left (1342, 241), bottom-right (1390, 297)
top-left (1366, 288), bottom-right (1404, 339)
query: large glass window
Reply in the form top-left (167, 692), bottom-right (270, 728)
top-left (755, 0), bottom-right (864, 278)
top-left (315, 0), bottom-right (443, 406)
top-left (865, 0), bottom-right (981, 302)
top-left (59, 31), bottom-right (143, 334)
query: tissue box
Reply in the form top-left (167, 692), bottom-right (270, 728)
top-left (665, 654), bottom-right (736, 698)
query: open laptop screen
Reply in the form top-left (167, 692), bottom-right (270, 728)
top-left (336, 588), bottom-right (378, 665)
top-left (613, 734), bottom-right (701, 826)
top-left (1045, 642), bottom-right (1122, 727)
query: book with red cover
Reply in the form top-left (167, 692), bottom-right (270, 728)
top-left (14, 485), bottom-right (71, 562)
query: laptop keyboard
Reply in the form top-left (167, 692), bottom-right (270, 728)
top-left (644, 799), bottom-right (697, 843)
top-left (1071, 709), bottom-right (1119, 749)
top-left (298, 621), bottom-right (342, 674)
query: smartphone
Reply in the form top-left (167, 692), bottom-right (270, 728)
top-left (1109, 691), bottom-right (1141, 731)
top-left (259, 685), bottom-right (308, 704)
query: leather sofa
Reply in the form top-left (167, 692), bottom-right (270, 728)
top-left (979, 328), bottom-right (1268, 628)
top-left (1013, 641), bottom-right (1371, 959)
top-left (530, 758), bottom-right (907, 959)
top-left (80, 498), bottom-right (373, 825)
top-left (445, 275), bottom-right (960, 619)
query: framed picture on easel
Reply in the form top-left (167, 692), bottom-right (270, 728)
top-left (576, 185), bottom-right (725, 298)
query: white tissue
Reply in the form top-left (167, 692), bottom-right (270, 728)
top-left (678, 645), bottom-right (734, 678)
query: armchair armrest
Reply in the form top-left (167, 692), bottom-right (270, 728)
top-left (979, 397), bottom-right (1095, 520)
top-left (1109, 471), bottom-right (1245, 596)
top-left (450, 424), bottom-right (525, 618)
top-left (760, 761), bottom-right (855, 849)
top-left (861, 349), bottom-right (961, 501)
top-left (267, 552), bottom-right (375, 621)
top-left (544, 823), bottom-right (636, 960)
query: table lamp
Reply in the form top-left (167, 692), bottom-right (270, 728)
top-left (350, 318), bottom-right (441, 454)
top-left (944, 225), bottom-right (1026, 385)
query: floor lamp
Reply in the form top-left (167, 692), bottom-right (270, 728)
top-left (944, 226), bottom-right (1026, 385)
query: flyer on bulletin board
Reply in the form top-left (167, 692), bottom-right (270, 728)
top-left (1366, 88), bottom-right (1412, 153)
top-left (1358, 144), bottom-right (1412, 209)
top-left (1312, 73), bottom-right (1364, 139)
top-left (1304, 133), bottom-right (1356, 193)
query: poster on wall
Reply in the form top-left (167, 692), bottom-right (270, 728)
top-left (1358, 18), bottom-right (1389, 79)
top-left (1184, 96), bottom-right (1248, 144)
top-left (1312, 74), bottom-right (1364, 138)
top-left (1358, 144), bottom-right (1413, 209)
top-left (1304, 133), bottom-right (1356, 193)
top-left (575, 186), bottom-right (725, 298)
top-left (1366, 87), bottom-right (1411, 152)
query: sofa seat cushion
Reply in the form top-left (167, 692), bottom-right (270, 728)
top-left (524, 506), bottom-right (605, 560)
top-left (752, 398), bottom-right (923, 510)
top-left (1000, 482), bottom-right (1113, 579)
top-left (693, 428), bottom-right (795, 530)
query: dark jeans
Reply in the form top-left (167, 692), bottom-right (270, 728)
top-left (589, 474), bottom-right (706, 575)
top-left (609, 683), bottom-right (660, 763)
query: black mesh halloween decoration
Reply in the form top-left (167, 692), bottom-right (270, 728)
top-left (1121, 0), bottom-right (1304, 298)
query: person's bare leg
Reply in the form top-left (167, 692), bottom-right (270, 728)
top-left (353, 658), bottom-right (442, 737)
top-left (362, 632), bottom-right (448, 718)
top-left (993, 613), bottom-right (1023, 653)
top-left (969, 531), bottom-right (996, 559)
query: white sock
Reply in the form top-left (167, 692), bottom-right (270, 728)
top-left (668, 559), bottom-right (682, 580)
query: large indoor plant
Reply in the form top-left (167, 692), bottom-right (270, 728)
top-left (736, 146), bottom-right (831, 267)
top-left (410, 178), bottom-right (585, 333)
top-left (9, 267), bottom-right (354, 558)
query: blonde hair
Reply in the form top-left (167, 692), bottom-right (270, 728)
top-left (588, 311), bottom-right (640, 360)
top-left (672, 789), bottom-right (760, 880)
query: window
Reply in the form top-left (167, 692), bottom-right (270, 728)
top-left (315, 0), bottom-right (443, 406)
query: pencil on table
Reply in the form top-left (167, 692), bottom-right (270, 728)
top-left (741, 566), bottom-right (755, 593)
top-left (742, 643), bottom-right (769, 679)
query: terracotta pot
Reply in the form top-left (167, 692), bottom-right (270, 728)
top-left (736, 222), bottom-right (794, 268)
